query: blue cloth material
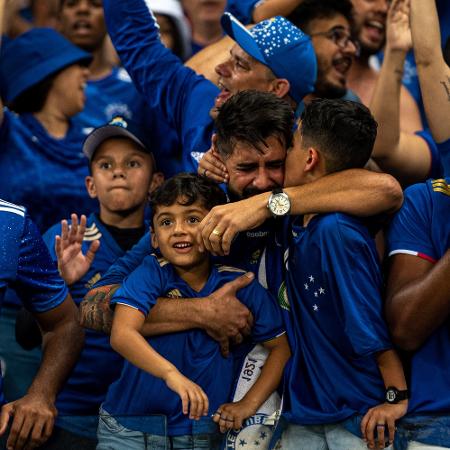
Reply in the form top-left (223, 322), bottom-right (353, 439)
top-left (0, 110), bottom-right (98, 234)
top-left (282, 213), bottom-right (391, 425)
top-left (44, 214), bottom-right (143, 430)
top-left (415, 130), bottom-right (443, 178)
top-left (103, 0), bottom-right (219, 174)
top-left (71, 66), bottom-right (182, 177)
top-left (104, 257), bottom-right (284, 436)
top-left (394, 415), bottom-right (450, 449)
top-left (387, 179), bottom-right (450, 426)
top-left (226, 0), bottom-right (259, 25)
top-left (221, 13), bottom-right (317, 103)
top-left (0, 201), bottom-right (68, 404)
top-left (0, 28), bottom-right (91, 103)
top-left (437, 138), bottom-right (450, 178)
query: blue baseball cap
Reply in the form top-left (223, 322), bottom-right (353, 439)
top-left (221, 13), bottom-right (317, 103)
top-left (83, 116), bottom-right (155, 163)
top-left (0, 28), bottom-right (92, 104)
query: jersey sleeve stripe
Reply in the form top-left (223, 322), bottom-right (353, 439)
top-left (0, 206), bottom-right (25, 217)
top-left (389, 249), bottom-right (437, 263)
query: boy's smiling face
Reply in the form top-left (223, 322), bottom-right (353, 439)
top-left (151, 198), bottom-right (210, 271)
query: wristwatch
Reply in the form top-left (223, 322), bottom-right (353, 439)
top-left (385, 387), bottom-right (409, 404)
top-left (267, 188), bottom-right (291, 217)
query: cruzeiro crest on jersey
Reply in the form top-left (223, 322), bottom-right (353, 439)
top-left (225, 414), bottom-right (275, 450)
top-left (431, 179), bottom-right (450, 196)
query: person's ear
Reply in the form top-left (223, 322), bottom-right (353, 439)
top-left (150, 227), bottom-right (159, 249)
top-left (149, 172), bottom-right (164, 195)
top-left (304, 147), bottom-right (320, 173)
top-left (85, 176), bottom-right (98, 199)
top-left (271, 78), bottom-right (290, 99)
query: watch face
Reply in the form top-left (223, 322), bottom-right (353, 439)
top-left (269, 193), bottom-right (290, 216)
top-left (386, 389), bottom-right (396, 403)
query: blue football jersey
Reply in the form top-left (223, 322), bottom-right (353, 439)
top-left (0, 200), bottom-right (68, 403)
top-left (103, 0), bottom-right (219, 174)
top-left (282, 213), bottom-right (391, 425)
top-left (387, 178), bottom-right (450, 414)
top-left (103, 256), bottom-right (284, 436)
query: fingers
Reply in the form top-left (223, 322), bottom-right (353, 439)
top-left (198, 149), bottom-right (228, 183)
top-left (376, 423), bottom-right (386, 449)
top-left (227, 272), bottom-right (255, 293)
top-left (387, 417), bottom-right (396, 446)
top-left (219, 338), bottom-right (230, 358)
top-left (85, 240), bottom-right (100, 265)
top-left (185, 385), bottom-right (209, 421)
top-left (0, 403), bottom-right (13, 436)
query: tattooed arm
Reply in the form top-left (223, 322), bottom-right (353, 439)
top-left (411, 0), bottom-right (450, 143)
top-left (80, 273), bottom-right (255, 357)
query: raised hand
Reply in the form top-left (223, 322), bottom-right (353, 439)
top-left (164, 370), bottom-right (209, 420)
top-left (55, 214), bottom-right (100, 285)
top-left (387, 0), bottom-right (412, 52)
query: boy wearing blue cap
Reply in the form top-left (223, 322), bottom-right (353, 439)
top-left (37, 117), bottom-right (161, 449)
top-left (97, 173), bottom-right (290, 450)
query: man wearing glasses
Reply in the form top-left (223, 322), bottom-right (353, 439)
top-left (289, 0), bottom-right (360, 104)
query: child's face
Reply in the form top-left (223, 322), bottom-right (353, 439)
top-left (86, 138), bottom-right (154, 213)
top-left (151, 198), bottom-right (209, 270)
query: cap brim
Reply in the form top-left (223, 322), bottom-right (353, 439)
top-left (221, 13), bottom-right (267, 66)
top-left (83, 125), bottom-right (147, 160)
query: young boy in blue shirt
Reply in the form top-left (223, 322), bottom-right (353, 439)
top-left (99, 173), bottom-right (290, 449)
top-left (276, 99), bottom-right (408, 450)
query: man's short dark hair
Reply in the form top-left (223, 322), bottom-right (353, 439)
top-left (150, 173), bottom-right (227, 223)
top-left (214, 90), bottom-right (294, 159)
top-left (288, 0), bottom-right (354, 34)
top-left (300, 99), bottom-right (377, 172)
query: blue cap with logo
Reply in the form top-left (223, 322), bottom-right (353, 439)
top-left (0, 28), bottom-right (92, 104)
top-left (221, 13), bottom-right (317, 103)
top-left (83, 116), bottom-right (154, 162)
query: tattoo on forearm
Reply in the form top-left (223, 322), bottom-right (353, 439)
top-left (440, 77), bottom-right (450, 101)
top-left (79, 284), bottom-right (120, 334)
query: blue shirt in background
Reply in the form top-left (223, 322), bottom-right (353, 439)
top-left (103, 0), bottom-right (219, 174)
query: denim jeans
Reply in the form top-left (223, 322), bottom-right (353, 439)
top-left (408, 442), bottom-right (450, 450)
top-left (96, 410), bottom-right (223, 450)
top-left (280, 423), bottom-right (393, 450)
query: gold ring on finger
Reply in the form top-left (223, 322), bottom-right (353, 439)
top-left (212, 229), bottom-right (223, 238)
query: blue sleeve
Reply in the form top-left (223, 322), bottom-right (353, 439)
top-left (13, 215), bottom-right (68, 313)
top-left (226, 0), bottom-right (260, 24)
top-left (103, 0), bottom-right (218, 149)
top-left (238, 279), bottom-right (285, 343)
top-left (387, 182), bottom-right (436, 261)
top-left (110, 255), bottom-right (165, 316)
top-left (42, 222), bottom-right (61, 261)
top-left (322, 215), bottom-right (391, 357)
top-left (437, 137), bottom-right (450, 178)
top-left (0, 109), bottom-right (12, 153)
top-left (94, 231), bottom-right (152, 287)
top-left (415, 130), bottom-right (443, 179)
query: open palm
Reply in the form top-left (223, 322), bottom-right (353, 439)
top-left (55, 214), bottom-right (100, 285)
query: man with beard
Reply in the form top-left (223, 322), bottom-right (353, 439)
top-left (80, 91), bottom-right (402, 356)
top-left (102, 0), bottom-right (317, 175)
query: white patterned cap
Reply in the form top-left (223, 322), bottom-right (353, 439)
top-left (221, 13), bottom-right (317, 103)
